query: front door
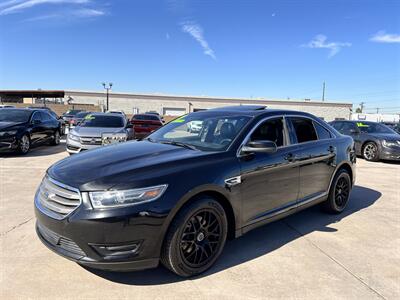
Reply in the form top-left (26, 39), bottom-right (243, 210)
top-left (239, 117), bottom-right (299, 227)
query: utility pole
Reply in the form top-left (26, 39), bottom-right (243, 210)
top-left (376, 108), bottom-right (380, 114)
top-left (102, 82), bottom-right (113, 111)
top-left (322, 81), bottom-right (326, 102)
top-left (360, 102), bottom-right (365, 113)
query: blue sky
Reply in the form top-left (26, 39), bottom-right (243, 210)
top-left (0, 0), bottom-right (399, 113)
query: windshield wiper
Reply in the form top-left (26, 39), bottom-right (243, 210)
top-left (159, 140), bottom-right (197, 150)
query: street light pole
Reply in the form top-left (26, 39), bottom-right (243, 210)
top-left (102, 82), bottom-right (113, 111)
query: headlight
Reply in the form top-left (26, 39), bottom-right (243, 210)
top-left (382, 140), bottom-right (399, 147)
top-left (68, 133), bottom-right (80, 142)
top-left (0, 130), bottom-right (17, 137)
top-left (89, 184), bottom-right (168, 208)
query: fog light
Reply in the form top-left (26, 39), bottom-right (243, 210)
top-left (91, 241), bottom-right (141, 259)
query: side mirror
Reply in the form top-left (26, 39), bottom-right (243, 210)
top-left (241, 140), bottom-right (277, 154)
top-left (125, 123), bottom-right (132, 129)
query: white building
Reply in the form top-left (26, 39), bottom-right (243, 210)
top-left (65, 90), bottom-right (352, 121)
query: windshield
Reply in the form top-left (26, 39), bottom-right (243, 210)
top-left (133, 114), bottom-right (160, 121)
top-left (147, 112), bottom-right (251, 151)
top-left (0, 109), bottom-right (32, 123)
top-left (64, 110), bottom-right (82, 116)
top-left (79, 114), bottom-right (124, 128)
top-left (356, 122), bottom-right (397, 134)
top-left (75, 112), bottom-right (91, 118)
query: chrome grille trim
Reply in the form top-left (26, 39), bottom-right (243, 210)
top-left (37, 223), bottom-right (86, 257)
top-left (35, 176), bottom-right (82, 220)
top-left (80, 136), bottom-right (102, 145)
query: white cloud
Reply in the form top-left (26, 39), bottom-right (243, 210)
top-left (370, 31), bottom-right (400, 43)
top-left (73, 8), bottom-right (104, 17)
top-left (302, 34), bottom-right (351, 57)
top-left (181, 21), bottom-right (216, 60)
top-left (0, 0), bottom-right (89, 15)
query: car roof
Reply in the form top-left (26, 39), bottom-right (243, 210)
top-left (204, 105), bottom-right (317, 118)
top-left (89, 112), bottom-right (124, 117)
top-left (332, 120), bottom-right (378, 124)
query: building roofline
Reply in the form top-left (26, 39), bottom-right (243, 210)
top-left (65, 90), bottom-right (353, 107)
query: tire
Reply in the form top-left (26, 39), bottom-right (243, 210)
top-left (322, 169), bottom-right (352, 214)
top-left (17, 134), bottom-right (30, 155)
top-left (161, 197), bottom-right (228, 277)
top-left (362, 142), bottom-right (379, 162)
top-left (50, 130), bottom-right (60, 146)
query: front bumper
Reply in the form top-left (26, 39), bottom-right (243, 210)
top-left (380, 147), bottom-right (400, 161)
top-left (0, 136), bottom-right (18, 152)
top-left (66, 138), bottom-right (101, 154)
top-left (34, 191), bottom-right (168, 271)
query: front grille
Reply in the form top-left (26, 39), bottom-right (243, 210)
top-left (80, 136), bottom-right (102, 145)
top-left (37, 223), bottom-right (86, 257)
top-left (37, 176), bottom-right (81, 219)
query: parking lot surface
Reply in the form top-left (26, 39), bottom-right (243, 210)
top-left (1, 143), bottom-right (399, 299)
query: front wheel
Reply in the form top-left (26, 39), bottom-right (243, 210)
top-left (362, 142), bottom-right (379, 161)
top-left (322, 169), bottom-right (351, 214)
top-left (161, 197), bottom-right (228, 277)
top-left (17, 134), bottom-right (30, 154)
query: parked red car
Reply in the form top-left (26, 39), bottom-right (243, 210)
top-left (131, 114), bottom-right (163, 139)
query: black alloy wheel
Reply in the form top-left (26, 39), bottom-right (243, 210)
top-left (161, 197), bottom-right (228, 277)
top-left (322, 169), bottom-right (351, 214)
top-left (180, 210), bottom-right (222, 268)
top-left (334, 177), bottom-right (350, 210)
top-left (362, 142), bottom-right (379, 162)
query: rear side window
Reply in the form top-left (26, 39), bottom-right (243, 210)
top-left (330, 121), bottom-right (343, 130)
top-left (339, 122), bottom-right (358, 135)
top-left (314, 122), bottom-right (332, 139)
top-left (289, 117), bottom-right (318, 143)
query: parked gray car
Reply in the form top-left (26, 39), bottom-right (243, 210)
top-left (66, 113), bottom-right (133, 154)
top-left (329, 120), bottom-right (400, 161)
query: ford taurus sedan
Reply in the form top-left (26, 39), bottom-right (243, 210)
top-left (35, 106), bottom-right (356, 277)
top-left (329, 120), bottom-right (400, 161)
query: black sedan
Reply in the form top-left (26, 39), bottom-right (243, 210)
top-left (34, 106), bottom-right (356, 277)
top-left (0, 108), bottom-right (62, 154)
top-left (329, 120), bottom-right (400, 161)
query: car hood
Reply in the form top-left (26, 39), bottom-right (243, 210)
top-left (72, 126), bottom-right (125, 137)
top-left (368, 133), bottom-right (400, 141)
top-left (0, 121), bottom-right (25, 131)
top-left (48, 140), bottom-right (213, 190)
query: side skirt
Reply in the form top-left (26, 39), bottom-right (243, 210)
top-left (238, 192), bottom-right (328, 237)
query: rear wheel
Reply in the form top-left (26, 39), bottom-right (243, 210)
top-left (161, 197), bottom-right (228, 277)
top-left (50, 131), bottom-right (60, 146)
top-left (17, 134), bottom-right (30, 154)
top-left (322, 169), bottom-right (351, 214)
top-left (362, 142), bottom-right (379, 161)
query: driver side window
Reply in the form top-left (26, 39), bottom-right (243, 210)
top-left (250, 118), bottom-right (285, 147)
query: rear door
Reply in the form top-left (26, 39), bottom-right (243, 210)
top-left (287, 117), bottom-right (336, 203)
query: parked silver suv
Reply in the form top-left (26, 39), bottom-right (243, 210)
top-left (66, 113), bottom-right (134, 154)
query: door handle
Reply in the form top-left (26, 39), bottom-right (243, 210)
top-left (284, 153), bottom-right (295, 162)
top-left (328, 145), bottom-right (336, 153)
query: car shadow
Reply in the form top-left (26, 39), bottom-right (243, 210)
top-left (0, 142), bottom-right (66, 158)
top-left (83, 185), bottom-right (381, 285)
